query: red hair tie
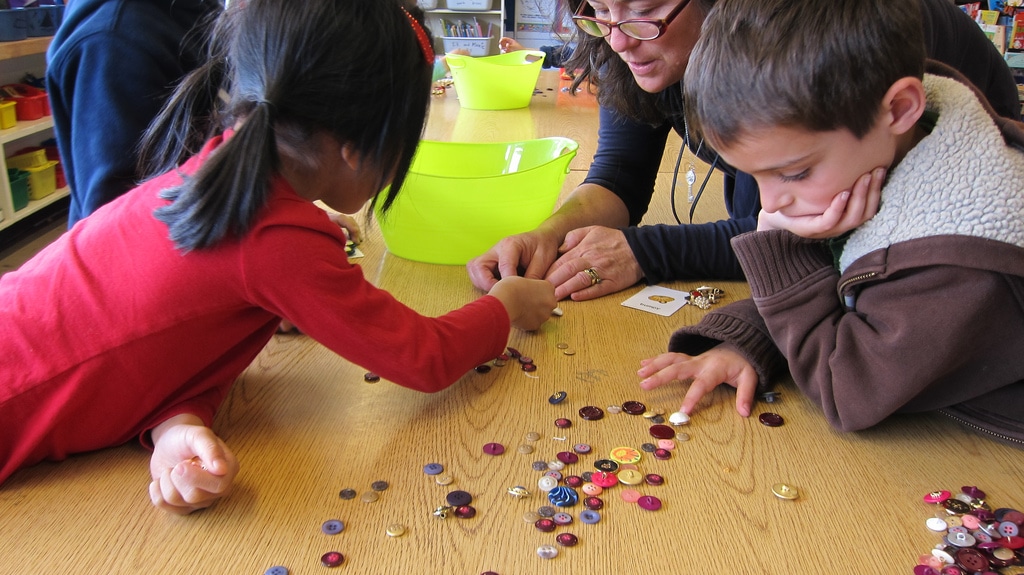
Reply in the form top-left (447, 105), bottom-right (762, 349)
top-left (401, 7), bottom-right (435, 64)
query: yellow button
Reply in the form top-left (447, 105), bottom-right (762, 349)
top-left (617, 469), bottom-right (643, 485)
top-left (772, 483), bottom-right (799, 500)
top-left (361, 491), bottom-right (379, 503)
top-left (435, 474), bottom-right (453, 486)
top-left (385, 523), bottom-right (407, 537)
top-left (609, 446), bottom-right (642, 464)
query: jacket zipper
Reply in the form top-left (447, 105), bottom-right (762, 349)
top-left (837, 272), bottom-right (877, 310)
top-left (837, 271), bottom-right (877, 293)
top-left (939, 409), bottom-right (1024, 446)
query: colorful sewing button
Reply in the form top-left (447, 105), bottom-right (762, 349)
top-left (556, 533), bottom-right (579, 547)
top-left (555, 418), bottom-right (572, 428)
top-left (944, 499), bottom-right (972, 514)
top-left (759, 412), bottom-right (784, 427)
top-left (360, 491), bottom-right (379, 503)
top-left (548, 486), bottom-right (579, 507)
top-left (772, 484), bottom-right (799, 500)
top-left (955, 548), bottom-right (989, 572)
top-left (474, 364), bottom-right (491, 373)
top-left (621, 401), bottom-right (646, 415)
top-left (386, 523), bottom-right (407, 537)
top-left (483, 442), bottom-right (505, 455)
top-left (454, 505), bottom-right (476, 519)
top-left (552, 512), bottom-right (573, 525)
top-left (668, 411), bottom-right (690, 425)
top-left (371, 480), bottom-right (389, 492)
top-left (573, 443), bottom-right (592, 454)
top-left (620, 489), bottom-right (642, 503)
top-left (537, 506), bottom-right (555, 517)
top-left (508, 486), bottom-right (529, 498)
top-left (547, 460), bottom-right (565, 471)
top-left (924, 490), bottom-right (951, 504)
top-left (549, 391), bottom-right (568, 404)
top-left (517, 444), bottom-right (534, 455)
top-left (583, 496), bottom-right (604, 510)
top-left (653, 448), bottom-right (672, 460)
top-left (616, 469), bottom-right (643, 486)
top-left (581, 483), bottom-right (602, 496)
top-left (363, 372), bottom-right (380, 383)
top-left (645, 473), bottom-right (665, 486)
top-left (579, 406), bottom-right (604, 420)
top-left (264, 567), bottom-right (288, 575)
top-left (649, 424), bottom-right (675, 439)
top-left (525, 432), bottom-right (541, 441)
top-left (926, 517), bottom-right (949, 532)
top-left (536, 545), bottom-right (559, 559)
top-left (556, 451), bottom-right (579, 464)
top-left (594, 459), bottom-right (619, 472)
top-left (545, 471), bottom-right (563, 481)
top-left (609, 447), bottom-right (642, 465)
top-left (321, 552), bottom-right (344, 568)
top-left (535, 518), bottom-right (556, 532)
top-left (606, 405), bottom-right (622, 414)
top-left (579, 510), bottom-right (601, 524)
top-left (637, 495), bottom-right (662, 511)
top-left (565, 475), bottom-right (583, 488)
top-left (446, 490), bottom-right (472, 506)
top-left (591, 471), bottom-right (619, 488)
top-left (961, 486), bottom-right (986, 500)
top-left (321, 520), bottom-right (344, 535)
top-left (538, 476), bottom-right (558, 492)
top-left (423, 463), bottom-right (444, 475)
top-left (657, 439), bottom-right (676, 450)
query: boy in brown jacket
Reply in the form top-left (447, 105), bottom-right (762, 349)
top-left (638, 0), bottom-right (1024, 445)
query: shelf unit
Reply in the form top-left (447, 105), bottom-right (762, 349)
top-left (0, 37), bottom-right (67, 233)
top-left (423, 0), bottom-right (503, 57)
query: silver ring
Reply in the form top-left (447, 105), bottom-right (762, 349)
top-left (582, 267), bottom-right (601, 286)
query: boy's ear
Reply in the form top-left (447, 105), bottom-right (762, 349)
top-left (883, 76), bottom-right (926, 136)
top-left (340, 143), bottom-right (363, 173)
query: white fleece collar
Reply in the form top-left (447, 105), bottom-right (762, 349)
top-left (839, 74), bottom-right (1024, 272)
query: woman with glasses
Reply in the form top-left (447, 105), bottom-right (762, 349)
top-left (466, 0), bottom-right (1022, 301)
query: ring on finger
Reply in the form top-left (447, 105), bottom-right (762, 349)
top-left (582, 267), bottom-right (601, 286)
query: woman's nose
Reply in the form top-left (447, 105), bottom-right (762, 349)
top-left (606, 26), bottom-right (641, 52)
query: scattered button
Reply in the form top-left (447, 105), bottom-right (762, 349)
top-left (645, 473), bottom-right (665, 486)
top-left (961, 486), bottom-right (986, 500)
top-left (591, 472), bottom-right (619, 488)
top-left (556, 342), bottom-right (569, 349)
top-left (537, 505), bottom-right (556, 517)
top-left (446, 490), bottom-right (472, 507)
top-left (360, 491), bottom-right (379, 503)
top-left (508, 486), bottom-right (529, 498)
top-left (474, 364), bottom-right (491, 373)
top-left (338, 488), bottom-right (357, 500)
top-left (640, 443), bottom-right (656, 452)
top-left (386, 523), bottom-right (407, 537)
top-left (556, 451), bottom-right (579, 464)
top-left (556, 533), bottom-right (579, 547)
top-left (924, 490), bottom-right (952, 504)
top-left (549, 391), bottom-right (568, 404)
top-left (548, 486), bottom-right (579, 507)
top-left (517, 444), bottom-right (534, 455)
top-left (371, 480), bottom-right (389, 492)
top-left (609, 447), bottom-right (642, 465)
top-left (521, 363), bottom-right (537, 372)
top-left (264, 567), bottom-right (288, 575)
top-left (573, 443), bottom-right (591, 454)
top-left (552, 512), bottom-right (573, 525)
top-left (606, 405), bottom-right (622, 414)
top-left (944, 499), bottom-right (972, 514)
top-left (925, 517), bottom-right (949, 532)
top-left (594, 459), bottom-right (619, 472)
top-left (579, 406), bottom-right (604, 420)
top-left (649, 424), bottom-right (675, 439)
top-left (547, 460), bottom-right (565, 471)
top-left (506, 347), bottom-right (522, 358)
top-left (433, 506), bottom-right (452, 519)
top-left (423, 463), bottom-right (444, 475)
top-left (532, 461), bottom-right (549, 472)
top-left (483, 442), bottom-right (505, 455)
top-left (564, 475), bottom-right (583, 488)
top-left (617, 469), bottom-right (643, 486)
top-left (657, 439), bottom-right (676, 450)
top-left (637, 495), bottom-right (662, 511)
top-left (535, 518), bottom-right (556, 532)
top-left (537, 476), bottom-right (558, 492)
top-left (536, 545), bottom-right (559, 559)
top-left (772, 483), bottom-right (799, 500)
top-left (321, 519), bottom-right (344, 535)
top-left (653, 448), bottom-right (672, 460)
top-left (621, 400), bottom-right (646, 415)
top-left (759, 412), bottom-right (784, 427)
top-left (620, 489), bottom-right (642, 503)
top-left (525, 432), bottom-right (541, 441)
top-left (562, 348), bottom-right (576, 356)
top-left (669, 411), bottom-right (690, 425)
top-left (676, 432), bottom-right (691, 442)
top-left (454, 505), bottom-right (477, 519)
top-left (321, 552), bottom-right (344, 568)
top-left (579, 510), bottom-right (601, 524)
top-left (522, 511), bottom-right (540, 523)
top-left (545, 470), bottom-right (563, 481)
top-left (363, 372), bottom-right (380, 383)
top-left (554, 418), bottom-right (572, 429)
top-left (583, 496), bottom-right (604, 510)
top-left (435, 474), bottom-right (453, 486)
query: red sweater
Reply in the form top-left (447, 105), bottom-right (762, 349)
top-left (0, 135), bottom-right (510, 482)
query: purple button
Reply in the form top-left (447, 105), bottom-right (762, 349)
top-left (913, 567), bottom-right (939, 575)
top-left (321, 519), bottom-right (344, 535)
top-left (556, 451), bottom-right (579, 464)
top-left (583, 496), bottom-right (603, 510)
top-left (961, 485), bottom-right (986, 499)
top-left (446, 490), bottom-right (473, 506)
top-left (565, 475), bottom-right (583, 488)
top-left (483, 442), bottom-right (505, 455)
top-left (653, 448), bottom-right (672, 460)
top-left (579, 406), bottom-right (604, 420)
top-left (645, 473), bottom-right (665, 486)
top-left (621, 400), bottom-right (646, 415)
top-left (321, 552), bottom-right (344, 568)
top-left (579, 510), bottom-right (601, 524)
top-left (556, 533), bottom-right (579, 547)
top-left (637, 495), bottom-right (662, 511)
top-left (649, 424), bottom-right (675, 439)
top-left (555, 418), bottom-right (572, 429)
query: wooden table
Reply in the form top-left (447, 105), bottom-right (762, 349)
top-left (2, 71), bottom-right (1022, 575)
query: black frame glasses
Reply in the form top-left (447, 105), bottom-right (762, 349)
top-left (572, 0), bottom-right (691, 41)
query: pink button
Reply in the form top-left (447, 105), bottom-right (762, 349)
top-left (591, 472), bottom-right (619, 488)
top-left (581, 482), bottom-right (603, 496)
top-left (620, 489), bottom-right (641, 503)
top-left (657, 439), bottom-right (676, 450)
top-left (924, 490), bottom-right (951, 504)
top-left (961, 514), bottom-right (981, 530)
top-left (637, 495), bottom-right (662, 511)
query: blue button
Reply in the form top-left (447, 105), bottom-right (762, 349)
top-left (322, 519), bottom-right (344, 535)
top-left (264, 567), bottom-right (288, 575)
top-left (579, 510), bottom-right (601, 524)
top-left (423, 463), bottom-right (444, 475)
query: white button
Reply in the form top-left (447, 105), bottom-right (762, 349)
top-left (926, 517), bottom-right (949, 532)
top-left (669, 411), bottom-right (690, 425)
top-left (537, 476), bottom-right (558, 492)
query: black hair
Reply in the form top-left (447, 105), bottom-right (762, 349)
top-left (684, 0), bottom-right (925, 150)
top-left (139, 0), bottom-right (434, 251)
top-left (562, 0), bottom-right (717, 126)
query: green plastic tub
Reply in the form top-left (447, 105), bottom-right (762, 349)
top-left (378, 137), bottom-right (578, 265)
top-left (8, 167), bottom-right (28, 211)
top-left (445, 50), bottom-right (545, 110)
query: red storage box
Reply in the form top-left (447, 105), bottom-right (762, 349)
top-left (1, 84), bottom-right (49, 121)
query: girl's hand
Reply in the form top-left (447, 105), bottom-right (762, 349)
top-left (758, 167), bottom-right (885, 237)
top-left (637, 343), bottom-right (759, 417)
top-left (498, 37), bottom-right (525, 53)
top-left (148, 414), bottom-right (239, 515)
top-left (488, 275), bottom-right (557, 331)
top-left (326, 211), bottom-right (362, 244)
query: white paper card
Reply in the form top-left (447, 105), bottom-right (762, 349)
top-left (620, 286), bottom-right (689, 316)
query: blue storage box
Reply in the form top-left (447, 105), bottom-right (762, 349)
top-left (0, 9), bottom-right (29, 42)
top-left (24, 6), bottom-right (58, 37)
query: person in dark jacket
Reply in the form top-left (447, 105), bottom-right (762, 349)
top-left (638, 0), bottom-right (1024, 445)
top-left (46, 0), bottom-right (222, 227)
top-left (467, 0), bottom-right (1022, 303)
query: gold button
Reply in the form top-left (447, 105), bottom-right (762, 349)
top-left (385, 523), bottom-right (407, 537)
top-left (617, 469), bottom-right (643, 485)
top-left (435, 474), bottom-right (453, 486)
top-left (518, 444), bottom-right (534, 454)
top-left (525, 432), bottom-right (541, 441)
top-left (361, 491), bottom-right (379, 503)
top-left (772, 483), bottom-right (799, 500)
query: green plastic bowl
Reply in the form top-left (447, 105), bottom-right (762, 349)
top-left (378, 137), bottom-right (578, 265)
top-left (445, 50), bottom-right (545, 110)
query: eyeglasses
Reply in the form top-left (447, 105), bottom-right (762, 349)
top-left (572, 0), bottom-right (691, 41)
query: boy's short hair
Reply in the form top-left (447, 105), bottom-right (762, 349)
top-left (684, 0), bottom-right (926, 149)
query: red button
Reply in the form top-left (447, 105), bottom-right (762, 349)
top-left (649, 424), bottom-right (675, 439)
top-left (584, 496), bottom-right (604, 510)
top-left (579, 406), bottom-right (604, 420)
top-left (535, 518), bottom-right (556, 532)
top-left (556, 533), bottom-right (579, 547)
top-left (621, 401), bottom-right (646, 415)
top-left (591, 471), bottom-right (618, 487)
top-left (321, 552), bottom-right (344, 567)
top-left (759, 412), bottom-right (784, 427)
top-left (555, 418), bottom-right (572, 428)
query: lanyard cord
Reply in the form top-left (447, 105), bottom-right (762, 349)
top-left (670, 112), bottom-right (719, 224)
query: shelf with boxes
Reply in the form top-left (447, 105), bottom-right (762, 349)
top-left (418, 0), bottom-right (503, 57)
top-left (0, 36), bottom-right (67, 231)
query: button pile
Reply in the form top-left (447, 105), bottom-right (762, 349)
top-left (916, 486), bottom-right (1023, 574)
